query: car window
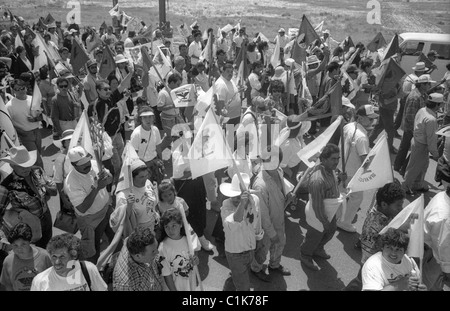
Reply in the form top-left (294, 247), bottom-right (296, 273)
top-left (429, 43), bottom-right (450, 60)
top-left (401, 41), bottom-right (424, 56)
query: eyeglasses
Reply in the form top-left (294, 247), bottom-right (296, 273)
top-left (102, 87), bottom-right (111, 91)
top-left (58, 84), bottom-right (69, 88)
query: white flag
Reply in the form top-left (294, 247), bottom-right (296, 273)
top-left (297, 116), bottom-right (343, 168)
top-left (109, 3), bottom-right (120, 17)
top-left (436, 125), bottom-right (450, 137)
top-left (115, 142), bottom-right (141, 194)
top-left (14, 34), bottom-right (23, 48)
top-left (314, 21), bottom-right (324, 34)
top-left (30, 82), bottom-right (42, 113)
top-left (187, 107), bottom-right (233, 179)
top-left (270, 36), bottom-right (281, 69)
top-left (171, 84), bottom-right (197, 107)
top-left (346, 133), bottom-right (393, 193)
top-left (69, 110), bottom-right (95, 158)
top-left (379, 195), bottom-right (424, 259)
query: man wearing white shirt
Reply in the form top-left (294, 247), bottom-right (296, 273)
top-left (337, 105), bottom-right (377, 233)
top-left (64, 146), bottom-right (114, 263)
top-left (188, 30), bottom-right (202, 66)
top-left (214, 62), bottom-right (242, 125)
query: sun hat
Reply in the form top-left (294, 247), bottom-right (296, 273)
top-left (356, 104), bottom-right (378, 119)
top-left (0, 146), bottom-right (37, 167)
top-left (86, 59), bottom-right (97, 68)
top-left (68, 146), bottom-right (92, 165)
top-left (416, 74), bottom-right (436, 84)
top-left (428, 93), bottom-right (444, 103)
top-left (114, 54), bottom-right (128, 64)
top-left (284, 58), bottom-right (295, 67)
top-left (219, 173), bottom-right (251, 197)
top-left (278, 28), bottom-right (285, 33)
top-left (286, 114), bottom-right (311, 137)
top-left (412, 62), bottom-right (428, 72)
top-left (53, 129), bottom-right (74, 149)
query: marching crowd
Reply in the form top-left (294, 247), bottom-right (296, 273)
top-left (0, 8), bottom-right (449, 292)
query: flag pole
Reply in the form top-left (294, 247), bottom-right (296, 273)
top-left (208, 31), bottom-right (213, 87)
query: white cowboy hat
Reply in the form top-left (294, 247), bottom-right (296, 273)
top-left (286, 115), bottom-right (311, 137)
top-left (114, 54), bottom-right (129, 64)
top-left (412, 62), bottom-right (428, 72)
top-left (53, 129), bottom-right (74, 149)
top-left (416, 74), bottom-right (436, 84)
top-left (0, 145), bottom-right (37, 167)
top-left (219, 173), bottom-right (251, 197)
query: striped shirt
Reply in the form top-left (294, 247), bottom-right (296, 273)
top-left (402, 88), bottom-right (426, 132)
top-left (308, 164), bottom-right (340, 222)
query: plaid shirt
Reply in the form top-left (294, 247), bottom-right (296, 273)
top-left (113, 242), bottom-right (165, 291)
top-left (402, 88), bottom-right (426, 132)
top-left (0, 167), bottom-right (57, 218)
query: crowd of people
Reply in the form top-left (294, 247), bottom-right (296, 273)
top-left (0, 8), bottom-right (449, 292)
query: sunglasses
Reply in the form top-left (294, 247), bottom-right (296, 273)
top-left (58, 84), bottom-right (69, 88)
top-left (14, 85), bottom-right (27, 91)
top-left (102, 87), bottom-right (111, 91)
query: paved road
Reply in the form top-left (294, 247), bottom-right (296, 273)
top-left (40, 125), bottom-right (444, 291)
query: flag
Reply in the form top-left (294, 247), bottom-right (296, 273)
top-left (171, 84), bottom-right (197, 107)
top-left (297, 116), bottom-right (343, 167)
top-left (256, 32), bottom-right (269, 43)
top-left (14, 34), bottom-right (23, 48)
top-left (417, 52), bottom-right (434, 70)
top-left (381, 33), bottom-right (401, 63)
top-left (30, 81), bottom-right (42, 114)
top-left (115, 142), bottom-right (141, 194)
top-left (109, 3), bottom-right (120, 17)
top-left (0, 95), bottom-right (19, 148)
top-left (375, 57), bottom-right (406, 98)
top-left (366, 32), bottom-right (386, 53)
top-left (379, 195), bottom-right (424, 259)
top-left (187, 107), bottom-right (233, 179)
top-left (120, 12), bottom-right (132, 27)
top-left (140, 45), bottom-right (152, 88)
top-left (340, 36), bottom-right (355, 53)
top-left (69, 110), bottom-right (95, 158)
top-left (291, 39), bottom-right (307, 68)
top-left (44, 13), bottom-right (55, 25)
top-left (298, 14), bottom-right (320, 47)
top-left (99, 45), bottom-right (116, 79)
top-left (37, 17), bottom-right (47, 30)
top-left (150, 45), bottom-right (172, 83)
top-left (270, 35), bottom-right (281, 68)
top-left (200, 32), bottom-right (214, 64)
top-left (234, 41), bottom-right (249, 87)
top-left (127, 17), bottom-right (143, 33)
top-left (70, 38), bottom-right (90, 75)
top-left (436, 125), bottom-right (450, 137)
top-left (314, 21), bottom-right (324, 34)
top-left (195, 85), bottom-right (214, 115)
top-left (100, 21), bottom-right (108, 30)
top-left (220, 24), bottom-right (234, 34)
top-left (346, 133), bottom-right (393, 193)
top-left (33, 34), bottom-right (48, 71)
top-left (177, 22), bottom-right (190, 40)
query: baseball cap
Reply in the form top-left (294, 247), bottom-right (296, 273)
top-left (68, 146), bottom-right (92, 165)
top-left (278, 28), bottom-right (285, 33)
top-left (356, 105), bottom-right (378, 119)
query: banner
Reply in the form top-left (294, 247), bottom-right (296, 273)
top-left (346, 133), bottom-right (394, 193)
top-left (98, 45), bottom-right (116, 79)
top-left (379, 195), bottom-right (424, 259)
top-left (115, 141), bottom-right (141, 194)
top-left (187, 107), bottom-right (233, 179)
top-left (367, 32), bottom-right (386, 53)
top-left (298, 14), bottom-right (320, 47)
top-left (297, 115), bottom-right (343, 167)
top-left (171, 84), bottom-right (197, 107)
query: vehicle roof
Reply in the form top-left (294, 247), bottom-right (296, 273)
top-left (399, 33), bottom-right (450, 43)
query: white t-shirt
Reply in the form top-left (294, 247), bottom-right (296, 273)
top-left (64, 160), bottom-right (111, 216)
top-left (188, 41), bottom-right (202, 65)
top-left (30, 261), bottom-right (107, 291)
top-left (362, 252), bottom-right (420, 291)
top-left (214, 76), bottom-right (241, 119)
top-left (342, 122), bottom-right (370, 177)
top-left (130, 125), bottom-right (162, 162)
top-left (6, 96), bottom-right (40, 131)
top-left (159, 236), bottom-right (195, 291)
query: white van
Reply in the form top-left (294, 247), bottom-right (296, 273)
top-left (398, 32), bottom-right (450, 81)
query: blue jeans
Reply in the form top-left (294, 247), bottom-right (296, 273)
top-left (225, 250), bottom-right (254, 291)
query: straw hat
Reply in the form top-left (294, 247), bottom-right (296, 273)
top-left (219, 173), bottom-right (251, 197)
top-left (53, 129), bottom-right (74, 149)
top-left (0, 146), bottom-right (37, 167)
